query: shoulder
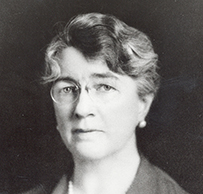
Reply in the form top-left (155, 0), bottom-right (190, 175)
top-left (51, 175), bottom-right (68, 194)
top-left (20, 184), bottom-right (47, 194)
top-left (151, 162), bottom-right (188, 194)
top-left (21, 175), bottom-right (68, 194)
top-left (127, 157), bottom-right (189, 194)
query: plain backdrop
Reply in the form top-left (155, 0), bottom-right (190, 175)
top-left (0, 0), bottom-right (203, 193)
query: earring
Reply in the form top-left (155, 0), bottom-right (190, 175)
top-left (56, 126), bottom-right (59, 131)
top-left (139, 120), bottom-right (147, 128)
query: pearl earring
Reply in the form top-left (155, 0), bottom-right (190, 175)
top-left (139, 120), bottom-right (146, 128)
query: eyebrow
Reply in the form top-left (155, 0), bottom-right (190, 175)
top-left (54, 72), bottom-right (119, 84)
top-left (54, 76), bottom-right (76, 83)
top-left (90, 72), bottom-right (119, 80)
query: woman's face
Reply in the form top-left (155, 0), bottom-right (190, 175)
top-left (52, 47), bottom-right (153, 161)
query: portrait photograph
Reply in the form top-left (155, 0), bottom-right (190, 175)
top-left (0, 1), bottom-right (203, 194)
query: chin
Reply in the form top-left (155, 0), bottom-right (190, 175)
top-left (70, 144), bottom-right (109, 162)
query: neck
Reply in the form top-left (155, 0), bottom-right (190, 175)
top-left (72, 142), bottom-right (140, 194)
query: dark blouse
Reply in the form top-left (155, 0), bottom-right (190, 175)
top-left (126, 157), bottom-right (188, 194)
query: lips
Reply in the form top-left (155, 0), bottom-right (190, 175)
top-left (72, 128), bottom-right (102, 134)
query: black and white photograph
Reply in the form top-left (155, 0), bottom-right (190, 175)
top-left (0, 1), bottom-right (203, 194)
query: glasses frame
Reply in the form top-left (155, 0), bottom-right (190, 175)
top-left (50, 81), bottom-right (81, 104)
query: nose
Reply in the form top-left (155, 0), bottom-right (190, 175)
top-left (74, 89), bottom-right (95, 118)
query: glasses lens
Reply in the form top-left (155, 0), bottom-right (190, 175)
top-left (51, 81), bottom-right (79, 104)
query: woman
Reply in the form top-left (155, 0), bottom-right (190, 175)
top-left (41, 13), bottom-right (188, 194)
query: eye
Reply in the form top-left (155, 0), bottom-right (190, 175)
top-left (97, 84), bottom-right (115, 92)
top-left (53, 81), bottom-right (79, 95)
top-left (62, 86), bottom-right (78, 94)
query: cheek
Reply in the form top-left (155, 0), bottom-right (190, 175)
top-left (54, 105), bottom-right (72, 129)
top-left (104, 100), bottom-right (140, 132)
top-left (54, 106), bottom-right (74, 146)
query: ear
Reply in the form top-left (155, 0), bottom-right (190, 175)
top-left (138, 94), bottom-right (154, 122)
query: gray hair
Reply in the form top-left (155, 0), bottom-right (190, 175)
top-left (43, 13), bottom-right (160, 97)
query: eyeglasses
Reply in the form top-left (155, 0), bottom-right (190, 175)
top-left (50, 80), bottom-right (118, 104)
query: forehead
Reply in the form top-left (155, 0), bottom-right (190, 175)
top-left (59, 47), bottom-right (116, 78)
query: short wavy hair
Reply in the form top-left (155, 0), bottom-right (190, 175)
top-left (43, 13), bottom-right (160, 97)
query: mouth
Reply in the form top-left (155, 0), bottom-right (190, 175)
top-left (72, 128), bottom-right (102, 134)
